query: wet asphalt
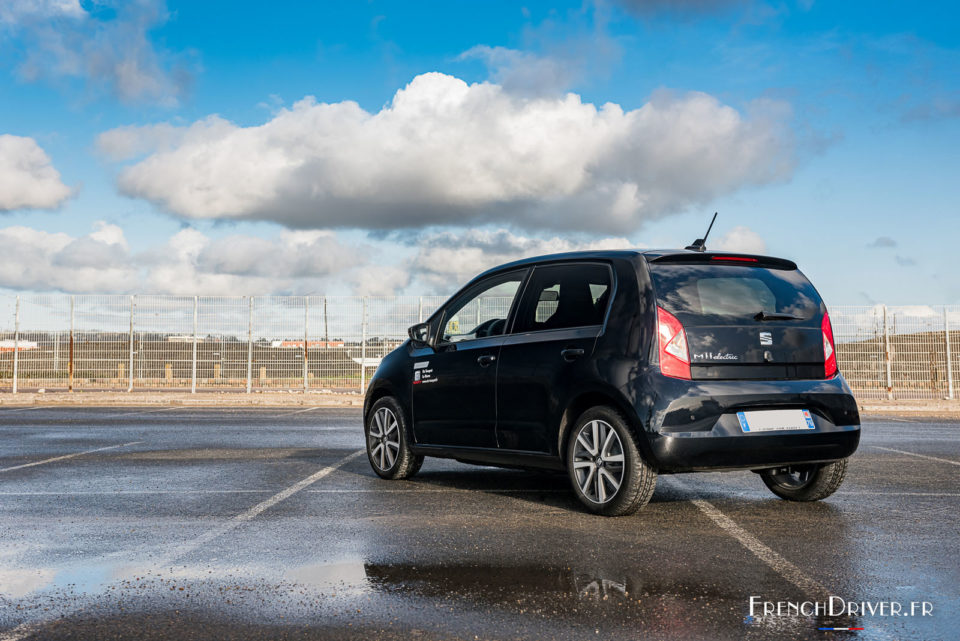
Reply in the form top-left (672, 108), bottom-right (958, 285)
top-left (0, 407), bottom-right (957, 641)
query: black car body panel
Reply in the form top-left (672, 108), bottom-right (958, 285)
top-left (364, 248), bottom-right (861, 475)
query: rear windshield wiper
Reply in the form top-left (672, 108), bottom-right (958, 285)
top-left (754, 311), bottom-right (803, 321)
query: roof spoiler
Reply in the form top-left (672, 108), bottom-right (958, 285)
top-left (647, 252), bottom-right (798, 271)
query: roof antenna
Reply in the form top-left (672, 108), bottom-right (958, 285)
top-left (685, 212), bottom-right (717, 252)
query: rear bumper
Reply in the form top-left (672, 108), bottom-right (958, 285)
top-left (634, 373), bottom-right (862, 472)
top-left (648, 423), bottom-right (860, 472)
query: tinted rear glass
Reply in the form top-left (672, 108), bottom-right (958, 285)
top-left (649, 263), bottom-right (821, 323)
top-left (513, 263), bottom-right (611, 333)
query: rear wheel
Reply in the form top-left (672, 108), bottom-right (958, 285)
top-left (566, 407), bottom-right (657, 517)
top-left (759, 459), bottom-right (848, 501)
top-left (365, 397), bottom-right (423, 480)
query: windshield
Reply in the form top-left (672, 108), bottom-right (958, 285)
top-left (649, 263), bottom-right (822, 324)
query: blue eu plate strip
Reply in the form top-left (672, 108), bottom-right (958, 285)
top-left (736, 411), bottom-right (750, 432)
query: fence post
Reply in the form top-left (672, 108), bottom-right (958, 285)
top-left (303, 296), bottom-right (309, 392)
top-left (360, 296), bottom-right (367, 395)
top-left (321, 296), bottom-right (328, 385)
top-left (191, 296), bottom-right (198, 394)
top-left (246, 297), bottom-right (253, 394)
top-left (68, 295), bottom-right (74, 392)
top-left (418, 296), bottom-right (423, 323)
top-left (883, 305), bottom-right (893, 400)
top-left (945, 307), bottom-right (954, 400)
top-left (128, 296), bottom-right (135, 392)
top-left (12, 295), bottom-right (19, 394)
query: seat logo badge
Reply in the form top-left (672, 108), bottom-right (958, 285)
top-left (759, 332), bottom-right (773, 346)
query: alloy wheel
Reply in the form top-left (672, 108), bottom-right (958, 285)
top-left (368, 407), bottom-right (401, 471)
top-left (572, 419), bottom-right (625, 504)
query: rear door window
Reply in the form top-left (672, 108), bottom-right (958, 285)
top-left (512, 263), bottom-right (612, 333)
top-left (649, 263), bottom-right (821, 324)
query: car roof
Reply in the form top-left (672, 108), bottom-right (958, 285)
top-left (473, 248), bottom-right (796, 282)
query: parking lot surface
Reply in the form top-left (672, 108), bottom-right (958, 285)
top-left (0, 407), bottom-right (957, 640)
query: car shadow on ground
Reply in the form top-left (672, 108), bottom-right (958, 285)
top-left (392, 464), bottom-right (711, 513)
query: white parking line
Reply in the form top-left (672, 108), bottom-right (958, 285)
top-left (840, 491), bottom-right (960, 497)
top-left (284, 407), bottom-right (323, 415)
top-left (0, 490), bottom-right (275, 495)
top-left (668, 478), bottom-right (830, 598)
top-left (0, 406), bottom-right (44, 413)
top-left (0, 487), bottom-right (568, 495)
top-left (307, 487), bottom-right (569, 493)
top-left (871, 446), bottom-right (960, 466)
top-left (0, 441), bottom-right (143, 474)
top-left (162, 449), bottom-right (364, 563)
top-left (109, 407), bottom-right (181, 418)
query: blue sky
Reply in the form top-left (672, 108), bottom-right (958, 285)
top-left (0, 0), bottom-right (957, 304)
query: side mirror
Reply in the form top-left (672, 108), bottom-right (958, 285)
top-left (408, 322), bottom-right (432, 349)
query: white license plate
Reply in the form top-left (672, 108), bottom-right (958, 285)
top-left (736, 409), bottom-right (816, 433)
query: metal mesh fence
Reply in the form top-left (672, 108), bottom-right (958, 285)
top-left (830, 306), bottom-right (887, 400)
top-left (0, 294), bottom-right (957, 400)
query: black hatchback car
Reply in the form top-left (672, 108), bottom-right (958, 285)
top-left (363, 249), bottom-right (860, 516)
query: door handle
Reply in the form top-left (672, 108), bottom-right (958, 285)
top-left (477, 354), bottom-right (497, 367)
top-left (561, 348), bottom-right (585, 361)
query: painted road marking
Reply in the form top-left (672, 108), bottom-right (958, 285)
top-left (0, 487), bottom-right (569, 495)
top-left (162, 449), bottom-right (364, 563)
top-left (0, 407), bottom-right (44, 413)
top-left (871, 446), bottom-right (960, 467)
top-left (108, 407), bottom-right (181, 418)
top-left (284, 407), bottom-right (323, 415)
top-left (669, 477), bottom-right (830, 598)
top-left (0, 441), bottom-right (143, 474)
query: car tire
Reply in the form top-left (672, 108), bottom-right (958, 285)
top-left (366, 396), bottom-right (423, 480)
top-left (759, 458), bottom-right (848, 501)
top-left (566, 406), bottom-right (657, 517)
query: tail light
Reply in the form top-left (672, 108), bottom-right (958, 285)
top-left (657, 307), bottom-right (691, 380)
top-left (822, 311), bottom-right (838, 378)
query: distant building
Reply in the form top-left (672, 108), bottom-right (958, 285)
top-left (269, 340), bottom-right (345, 348)
top-left (166, 335), bottom-right (196, 343)
top-left (0, 339), bottom-right (38, 352)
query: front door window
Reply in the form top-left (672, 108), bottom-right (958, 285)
top-left (440, 273), bottom-right (524, 344)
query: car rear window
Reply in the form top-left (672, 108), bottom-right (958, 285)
top-left (649, 263), bottom-right (821, 323)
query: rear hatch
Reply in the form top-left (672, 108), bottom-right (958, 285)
top-left (648, 253), bottom-right (827, 380)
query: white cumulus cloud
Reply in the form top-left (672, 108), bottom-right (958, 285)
top-left (712, 225), bottom-right (767, 254)
top-left (0, 0), bottom-right (191, 106)
top-left (0, 223), bottom-right (137, 291)
top-left (101, 73), bottom-right (795, 234)
top-left (142, 228), bottom-right (367, 295)
top-left (406, 228), bottom-right (636, 293)
top-left (0, 221), bottom-right (645, 296)
top-left (0, 134), bottom-right (72, 211)
top-left (0, 223), bottom-right (373, 295)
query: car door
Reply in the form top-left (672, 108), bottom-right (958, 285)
top-left (412, 269), bottom-right (527, 448)
top-left (495, 262), bottom-right (614, 453)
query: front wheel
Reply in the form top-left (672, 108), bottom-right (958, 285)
top-left (365, 397), bottom-right (423, 480)
top-left (759, 459), bottom-right (848, 501)
top-left (566, 407), bottom-right (657, 517)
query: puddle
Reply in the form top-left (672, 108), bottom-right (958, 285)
top-left (0, 568), bottom-right (55, 598)
top-left (285, 561), bottom-right (369, 595)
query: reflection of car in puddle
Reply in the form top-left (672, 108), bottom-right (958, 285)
top-left (361, 562), bottom-right (863, 634)
top-left (363, 563), bottom-right (635, 608)
top-left (574, 575), bottom-right (628, 602)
